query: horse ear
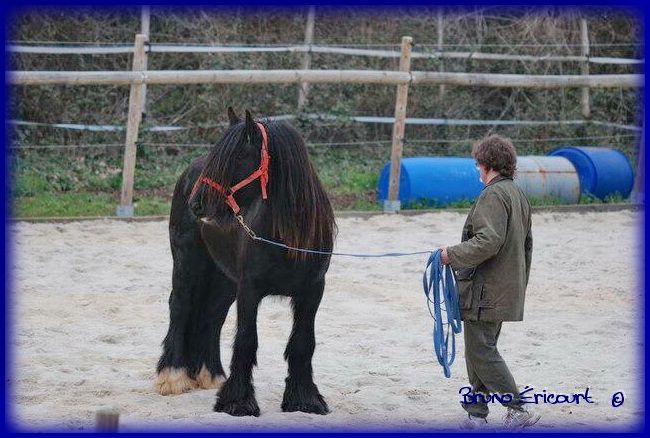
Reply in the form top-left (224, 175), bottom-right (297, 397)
top-left (244, 109), bottom-right (256, 136)
top-left (227, 107), bottom-right (241, 126)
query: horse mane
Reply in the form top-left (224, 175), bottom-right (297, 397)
top-left (189, 118), bottom-right (336, 260)
top-left (264, 119), bottom-right (336, 259)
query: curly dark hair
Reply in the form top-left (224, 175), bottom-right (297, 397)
top-left (472, 134), bottom-right (517, 178)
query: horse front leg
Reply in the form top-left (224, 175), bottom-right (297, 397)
top-left (213, 280), bottom-right (262, 416)
top-left (282, 279), bottom-right (329, 415)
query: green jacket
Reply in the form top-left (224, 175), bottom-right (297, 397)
top-left (447, 175), bottom-right (533, 322)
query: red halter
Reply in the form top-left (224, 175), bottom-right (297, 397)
top-left (189, 122), bottom-right (270, 215)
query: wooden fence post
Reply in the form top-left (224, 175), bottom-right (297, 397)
top-left (140, 6), bottom-right (151, 119)
top-left (95, 407), bottom-right (119, 432)
top-left (298, 6), bottom-right (316, 109)
top-left (580, 18), bottom-right (591, 119)
top-left (437, 11), bottom-right (446, 99)
top-left (385, 36), bottom-right (413, 212)
top-left (117, 34), bottom-right (147, 217)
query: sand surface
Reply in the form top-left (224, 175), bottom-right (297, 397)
top-left (9, 209), bottom-right (643, 432)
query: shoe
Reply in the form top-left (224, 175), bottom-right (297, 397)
top-left (503, 406), bottom-right (541, 429)
top-left (460, 414), bottom-right (492, 430)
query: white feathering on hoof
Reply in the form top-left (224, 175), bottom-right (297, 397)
top-left (196, 365), bottom-right (226, 390)
top-left (155, 367), bottom-right (199, 395)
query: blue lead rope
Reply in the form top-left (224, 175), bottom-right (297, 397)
top-left (253, 235), bottom-right (432, 257)
top-left (422, 250), bottom-right (463, 378)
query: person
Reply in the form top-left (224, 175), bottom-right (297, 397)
top-left (439, 134), bottom-right (539, 430)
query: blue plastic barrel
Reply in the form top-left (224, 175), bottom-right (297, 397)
top-left (548, 146), bottom-right (635, 200)
top-left (377, 157), bottom-right (483, 208)
top-left (515, 156), bottom-right (581, 204)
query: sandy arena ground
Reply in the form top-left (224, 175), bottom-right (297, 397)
top-left (8, 209), bottom-right (644, 432)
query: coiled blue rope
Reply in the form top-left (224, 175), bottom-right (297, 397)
top-left (422, 249), bottom-right (463, 378)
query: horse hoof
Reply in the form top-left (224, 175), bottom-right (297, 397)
top-left (282, 392), bottom-right (329, 415)
top-left (155, 367), bottom-right (199, 395)
top-left (196, 365), bottom-right (226, 390)
top-left (283, 404), bottom-right (329, 415)
top-left (213, 399), bottom-right (261, 417)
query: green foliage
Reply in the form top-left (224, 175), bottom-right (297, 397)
top-left (133, 197), bottom-right (172, 216)
top-left (404, 197), bottom-right (476, 210)
top-left (14, 173), bottom-right (49, 198)
top-left (579, 192), bottom-right (630, 204)
top-left (14, 193), bottom-right (171, 217)
top-left (444, 199), bottom-right (477, 209)
top-left (350, 199), bottom-right (383, 211)
top-left (527, 195), bottom-right (565, 206)
top-left (14, 192), bottom-right (116, 217)
top-left (9, 8), bottom-right (641, 160)
top-left (404, 198), bottom-right (437, 210)
top-left (318, 165), bottom-right (379, 194)
top-left (8, 8), bottom-right (641, 217)
top-left (579, 193), bottom-right (601, 204)
top-left (603, 193), bottom-right (630, 204)
top-left (310, 147), bottom-right (384, 195)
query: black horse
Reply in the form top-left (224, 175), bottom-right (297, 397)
top-left (155, 108), bottom-right (336, 417)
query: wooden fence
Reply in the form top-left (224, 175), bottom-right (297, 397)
top-left (8, 44), bottom-right (643, 65)
top-left (10, 69), bottom-right (642, 88)
top-left (8, 34), bottom-right (644, 215)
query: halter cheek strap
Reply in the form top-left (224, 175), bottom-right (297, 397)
top-left (189, 122), bottom-right (270, 215)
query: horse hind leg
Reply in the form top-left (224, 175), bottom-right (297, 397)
top-left (282, 280), bottom-right (329, 415)
top-left (156, 267), bottom-right (236, 395)
top-left (156, 229), bottom-right (229, 395)
top-left (193, 273), bottom-right (236, 390)
top-left (155, 262), bottom-right (204, 395)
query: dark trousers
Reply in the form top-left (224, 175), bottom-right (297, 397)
top-left (462, 320), bottom-right (522, 418)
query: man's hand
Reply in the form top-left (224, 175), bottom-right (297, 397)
top-left (440, 247), bottom-right (451, 265)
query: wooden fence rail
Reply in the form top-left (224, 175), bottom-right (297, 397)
top-left (9, 70), bottom-right (643, 88)
top-left (9, 44), bottom-right (644, 65)
top-left (9, 33), bottom-right (644, 216)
